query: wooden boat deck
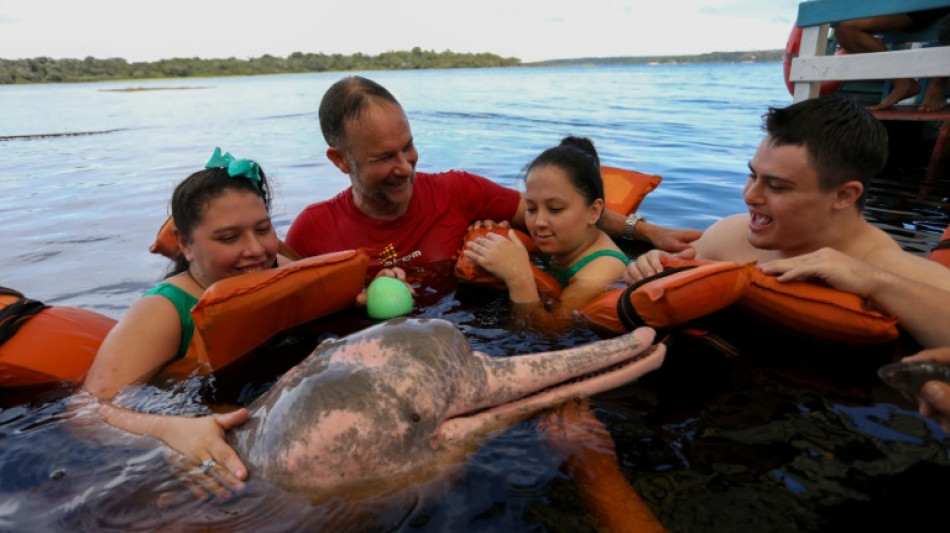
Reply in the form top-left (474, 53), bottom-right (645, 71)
top-left (871, 107), bottom-right (950, 122)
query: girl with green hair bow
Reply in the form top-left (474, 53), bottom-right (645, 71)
top-left (82, 147), bottom-right (289, 499)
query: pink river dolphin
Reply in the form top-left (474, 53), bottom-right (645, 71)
top-left (2, 317), bottom-right (666, 532)
top-left (226, 317), bottom-right (666, 500)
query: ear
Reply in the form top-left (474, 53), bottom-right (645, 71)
top-left (326, 147), bottom-right (351, 174)
top-left (174, 227), bottom-right (194, 262)
top-left (833, 181), bottom-right (863, 210)
top-left (588, 198), bottom-right (605, 225)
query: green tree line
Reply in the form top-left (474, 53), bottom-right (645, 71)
top-left (531, 49), bottom-right (785, 67)
top-left (0, 48), bottom-right (785, 85)
top-left (0, 48), bottom-right (521, 84)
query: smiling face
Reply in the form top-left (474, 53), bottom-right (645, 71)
top-left (524, 164), bottom-right (603, 259)
top-left (743, 137), bottom-right (846, 255)
top-left (181, 189), bottom-right (279, 285)
top-left (331, 100), bottom-right (418, 219)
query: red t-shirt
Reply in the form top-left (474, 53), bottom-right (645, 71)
top-left (285, 171), bottom-right (520, 277)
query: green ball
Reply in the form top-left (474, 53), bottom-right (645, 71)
top-left (366, 276), bottom-right (414, 320)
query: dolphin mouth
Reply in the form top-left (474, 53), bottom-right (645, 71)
top-left (443, 342), bottom-right (666, 429)
top-left (545, 343), bottom-right (658, 389)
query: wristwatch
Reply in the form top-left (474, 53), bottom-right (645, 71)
top-left (622, 213), bottom-right (646, 241)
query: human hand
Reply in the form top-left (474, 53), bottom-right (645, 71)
top-left (623, 248), bottom-right (690, 284)
top-left (639, 223), bottom-right (703, 253)
top-left (902, 347), bottom-right (950, 433)
top-left (153, 408), bottom-right (250, 499)
top-left (537, 398), bottom-right (610, 458)
top-left (467, 219), bottom-right (510, 231)
top-left (356, 267), bottom-right (415, 307)
top-left (463, 229), bottom-right (532, 285)
top-left (757, 248), bottom-right (879, 297)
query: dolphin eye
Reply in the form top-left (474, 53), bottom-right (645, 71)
top-left (410, 412), bottom-right (421, 423)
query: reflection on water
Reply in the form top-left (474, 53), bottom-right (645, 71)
top-left (2, 65), bottom-right (950, 531)
top-left (3, 297), bottom-right (949, 531)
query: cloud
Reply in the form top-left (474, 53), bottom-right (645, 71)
top-left (0, 0), bottom-right (798, 62)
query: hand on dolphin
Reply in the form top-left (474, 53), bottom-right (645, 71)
top-left (900, 347), bottom-right (950, 433)
top-left (98, 401), bottom-right (250, 497)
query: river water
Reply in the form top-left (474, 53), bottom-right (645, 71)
top-left (1, 64), bottom-right (949, 532)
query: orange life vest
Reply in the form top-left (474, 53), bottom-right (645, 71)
top-left (457, 241), bottom-right (900, 345)
top-left (1, 249), bottom-right (368, 390)
top-left (0, 289), bottom-right (116, 387)
top-left (455, 226), bottom-right (563, 300)
top-left (183, 249), bottom-right (368, 370)
top-left (592, 255), bottom-right (899, 345)
top-left (581, 258), bottom-right (750, 334)
top-left (600, 166), bottom-right (662, 215)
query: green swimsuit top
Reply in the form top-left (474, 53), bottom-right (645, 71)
top-left (541, 249), bottom-right (631, 287)
top-left (141, 282), bottom-right (199, 360)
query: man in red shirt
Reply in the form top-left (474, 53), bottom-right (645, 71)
top-left (286, 76), bottom-right (700, 280)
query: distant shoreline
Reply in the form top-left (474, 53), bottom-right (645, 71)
top-left (0, 48), bottom-right (784, 85)
top-left (99, 86), bottom-right (210, 92)
top-left (526, 49), bottom-right (784, 67)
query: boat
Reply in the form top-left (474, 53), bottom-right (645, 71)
top-left (786, 0), bottom-right (950, 181)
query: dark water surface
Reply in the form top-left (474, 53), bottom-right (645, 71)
top-left (1, 64), bottom-right (949, 531)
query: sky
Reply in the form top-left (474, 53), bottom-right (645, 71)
top-left (0, 0), bottom-right (803, 63)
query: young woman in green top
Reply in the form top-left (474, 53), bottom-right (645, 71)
top-left (463, 136), bottom-right (630, 330)
top-left (82, 148), bottom-right (289, 498)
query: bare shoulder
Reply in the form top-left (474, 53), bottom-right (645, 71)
top-left (85, 294), bottom-right (183, 397)
top-left (100, 295), bottom-right (183, 359)
top-left (875, 246), bottom-right (950, 290)
top-left (693, 214), bottom-right (754, 261)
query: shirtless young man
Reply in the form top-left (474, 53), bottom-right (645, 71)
top-left (626, 95), bottom-right (950, 348)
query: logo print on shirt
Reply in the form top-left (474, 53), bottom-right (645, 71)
top-left (380, 243), bottom-right (399, 264)
top-left (378, 243), bottom-right (422, 267)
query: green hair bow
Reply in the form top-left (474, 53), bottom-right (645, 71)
top-left (205, 147), bottom-right (262, 190)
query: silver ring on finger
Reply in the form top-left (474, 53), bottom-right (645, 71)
top-left (200, 458), bottom-right (217, 474)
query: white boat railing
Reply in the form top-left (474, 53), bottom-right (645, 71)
top-left (790, 0), bottom-right (950, 103)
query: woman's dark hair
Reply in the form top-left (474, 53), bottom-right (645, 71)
top-left (167, 166), bottom-right (271, 276)
top-left (525, 136), bottom-right (604, 205)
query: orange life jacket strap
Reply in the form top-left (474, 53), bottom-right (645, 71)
top-left (0, 287), bottom-right (49, 346)
top-left (615, 265), bottom-right (698, 330)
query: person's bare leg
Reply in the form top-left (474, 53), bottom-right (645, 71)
top-left (835, 15), bottom-right (920, 110)
top-left (921, 78), bottom-right (948, 112)
top-left (871, 79), bottom-right (921, 110)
